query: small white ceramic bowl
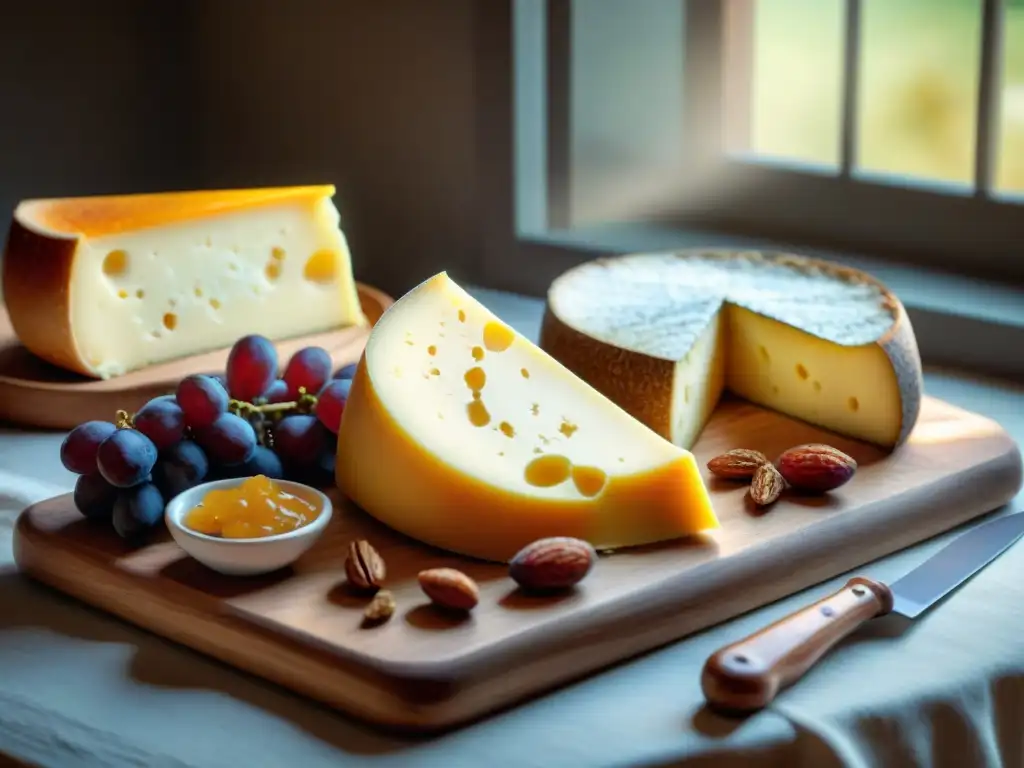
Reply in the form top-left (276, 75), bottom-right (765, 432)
top-left (164, 477), bottom-right (332, 576)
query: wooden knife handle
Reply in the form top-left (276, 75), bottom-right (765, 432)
top-left (700, 577), bottom-right (894, 713)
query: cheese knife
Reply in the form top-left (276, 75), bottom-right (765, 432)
top-left (701, 510), bottom-right (1024, 713)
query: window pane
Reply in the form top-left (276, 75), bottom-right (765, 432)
top-left (997, 0), bottom-right (1024, 194)
top-left (748, 0), bottom-right (844, 167)
top-left (857, 0), bottom-right (981, 186)
top-left (569, 0), bottom-right (685, 225)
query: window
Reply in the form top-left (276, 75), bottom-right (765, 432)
top-left (476, 0), bottom-right (1024, 295)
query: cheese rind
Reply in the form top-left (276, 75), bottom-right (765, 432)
top-left (2, 186), bottom-right (365, 379)
top-left (20, 186), bottom-right (337, 239)
top-left (336, 272), bottom-right (718, 563)
top-left (540, 251), bottom-right (923, 450)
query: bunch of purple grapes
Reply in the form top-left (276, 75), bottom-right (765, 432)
top-left (61, 334), bottom-right (358, 540)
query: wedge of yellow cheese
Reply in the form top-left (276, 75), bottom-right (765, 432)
top-left (2, 185), bottom-right (365, 378)
top-left (335, 273), bottom-right (718, 562)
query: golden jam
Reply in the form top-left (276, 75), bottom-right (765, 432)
top-left (184, 475), bottom-right (320, 539)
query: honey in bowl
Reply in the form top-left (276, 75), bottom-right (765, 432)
top-left (184, 475), bottom-right (321, 539)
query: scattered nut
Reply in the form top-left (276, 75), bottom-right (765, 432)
top-left (363, 590), bottom-right (396, 625)
top-left (345, 539), bottom-right (386, 592)
top-left (707, 449), bottom-right (770, 480)
top-left (749, 463), bottom-right (786, 506)
top-left (418, 568), bottom-right (479, 611)
top-left (776, 444), bottom-right (857, 492)
top-left (509, 537), bottom-right (596, 592)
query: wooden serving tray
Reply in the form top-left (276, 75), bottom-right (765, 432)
top-left (0, 283), bottom-right (393, 429)
top-left (13, 395), bottom-right (1022, 731)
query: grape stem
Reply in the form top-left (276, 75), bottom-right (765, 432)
top-left (246, 400), bottom-right (300, 415)
top-left (229, 387), bottom-right (317, 418)
top-left (114, 409), bottom-right (135, 429)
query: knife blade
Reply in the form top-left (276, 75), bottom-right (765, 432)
top-left (701, 510), bottom-right (1024, 713)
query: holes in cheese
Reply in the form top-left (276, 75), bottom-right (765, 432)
top-left (539, 251), bottom-right (923, 450)
top-left (483, 321), bottom-right (515, 352)
top-left (267, 246), bottom-right (286, 281)
top-left (571, 465), bottom-right (608, 497)
top-left (103, 250), bottom-right (128, 276)
top-left (464, 366), bottom-right (486, 392)
top-left (335, 272), bottom-right (717, 562)
top-left (524, 454), bottom-right (572, 487)
top-left (3, 186), bottom-right (366, 378)
top-left (304, 249), bottom-right (337, 284)
top-left (466, 398), bottom-right (491, 427)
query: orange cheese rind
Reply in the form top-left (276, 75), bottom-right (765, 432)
top-left (15, 185), bottom-right (336, 239)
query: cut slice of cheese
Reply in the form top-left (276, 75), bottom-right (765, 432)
top-left (540, 251), bottom-right (924, 450)
top-left (335, 272), bottom-right (718, 562)
top-left (2, 185), bottom-right (366, 378)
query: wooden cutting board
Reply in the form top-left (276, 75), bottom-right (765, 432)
top-left (0, 283), bottom-right (393, 430)
top-left (12, 395), bottom-right (1023, 732)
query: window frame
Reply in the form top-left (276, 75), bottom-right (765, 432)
top-left (474, 0), bottom-right (1024, 298)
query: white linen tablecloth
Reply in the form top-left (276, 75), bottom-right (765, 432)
top-left (0, 469), bottom-right (67, 568)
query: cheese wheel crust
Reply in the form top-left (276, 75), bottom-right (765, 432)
top-left (539, 250), bottom-right (923, 450)
top-left (2, 218), bottom-right (84, 375)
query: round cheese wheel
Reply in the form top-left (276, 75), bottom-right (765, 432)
top-left (539, 250), bottom-right (923, 450)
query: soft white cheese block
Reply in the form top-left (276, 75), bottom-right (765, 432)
top-left (539, 250), bottom-right (924, 450)
top-left (2, 185), bottom-right (366, 378)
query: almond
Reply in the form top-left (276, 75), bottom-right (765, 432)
top-left (776, 444), bottom-right (857, 492)
top-left (749, 462), bottom-right (786, 506)
top-left (509, 536), bottom-right (596, 592)
top-left (363, 589), bottom-right (396, 625)
top-left (345, 539), bottom-right (386, 592)
top-left (418, 568), bottom-right (479, 611)
top-left (707, 449), bottom-right (770, 480)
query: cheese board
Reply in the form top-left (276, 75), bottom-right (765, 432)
top-left (13, 394), bottom-right (1022, 731)
top-left (0, 283), bottom-right (393, 430)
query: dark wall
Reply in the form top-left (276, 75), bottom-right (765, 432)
top-left (0, 4), bottom-right (195, 211)
top-left (0, 1), bottom-right (481, 299)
